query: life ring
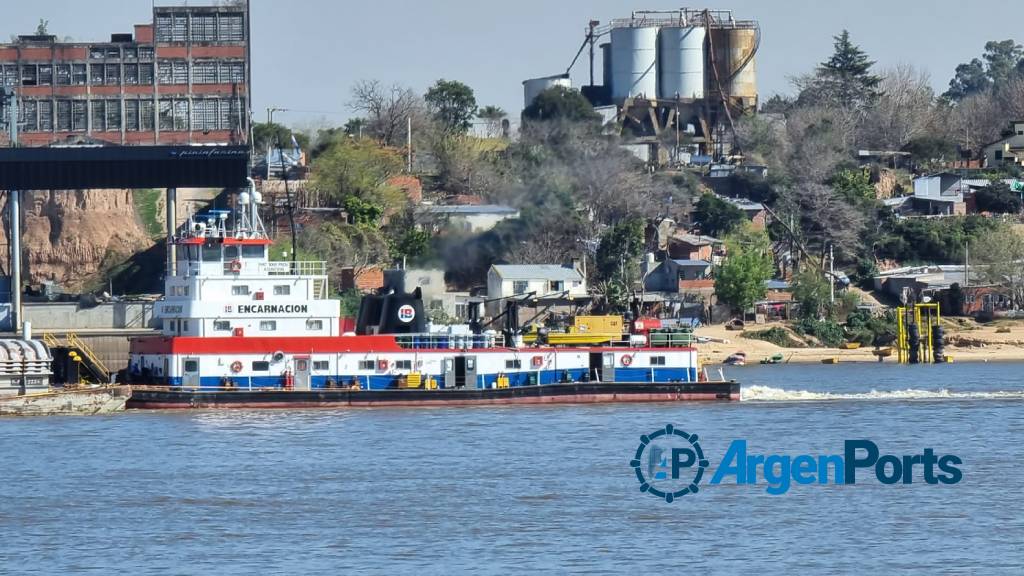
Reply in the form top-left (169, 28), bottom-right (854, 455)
top-left (531, 355), bottom-right (544, 368)
top-left (229, 259), bottom-right (242, 273)
top-left (230, 360), bottom-right (243, 373)
top-left (620, 354), bottom-right (633, 367)
top-left (377, 358), bottom-right (389, 371)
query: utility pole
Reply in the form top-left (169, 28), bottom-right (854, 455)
top-left (3, 87), bottom-right (21, 333)
top-left (266, 107), bottom-right (287, 180)
top-left (406, 116), bottom-right (412, 172)
top-left (829, 244), bottom-right (835, 305)
top-left (965, 241), bottom-right (969, 288)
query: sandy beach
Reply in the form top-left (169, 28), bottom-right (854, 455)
top-left (695, 321), bottom-right (1024, 364)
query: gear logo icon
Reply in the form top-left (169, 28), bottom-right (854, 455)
top-left (631, 424), bottom-right (709, 502)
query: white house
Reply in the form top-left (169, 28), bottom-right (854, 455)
top-left (984, 120), bottom-right (1024, 167)
top-left (418, 204), bottom-right (520, 233)
top-left (485, 264), bottom-right (587, 317)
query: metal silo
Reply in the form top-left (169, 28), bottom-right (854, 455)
top-left (522, 74), bottom-right (571, 108)
top-left (658, 26), bottom-right (706, 100)
top-left (610, 26), bottom-right (658, 101)
top-left (708, 26), bottom-right (758, 106)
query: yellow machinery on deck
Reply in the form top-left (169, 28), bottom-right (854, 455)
top-left (522, 315), bottom-right (625, 346)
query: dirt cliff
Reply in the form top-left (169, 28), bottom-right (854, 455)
top-left (1, 190), bottom-right (157, 292)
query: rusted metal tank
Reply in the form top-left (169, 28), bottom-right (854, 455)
top-left (708, 26), bottom-right (758, 107)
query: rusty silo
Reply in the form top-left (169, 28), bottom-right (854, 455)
top-left (708, 24), bottom-right (759, 110)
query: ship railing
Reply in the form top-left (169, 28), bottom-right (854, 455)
top-left (259, 261), bottom-right (327, 277)
top-left (395, 334), bottom-right (501, 350)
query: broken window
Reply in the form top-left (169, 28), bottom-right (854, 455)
top-left (72, 100), bottom-right (87, 131)
top-left (2, 65), bottom-right (17, 86)
top-left (140, 100), bottom-right (154, 131)
top-left (106, 47), bottom-right (120, 59)
top-left (91, 100), bottom-right (105, 131)
top-left (20, 100), bottom-right (37, 131)
top-left (193, 61), bottom-right (217, 84)
top-left (221, 61), bottom-right (244, 83)
top-left (138, 46), bottom-right (154, 60)
top-left (56, 100), bottom-right (71, 131)
top-left (139, 63), bottom-right (153, 84)
top-left (38, 65), bottom-right (52, 86)
top-left (105, 64), bottom-right (120, 85)
top-left (123, 46), bottom-right (138, 60)
top-left (20, 65), bottom-right (37, 86)
top-left (219, 13), bottom-right (244, 42)
top-left (158, 99), bottom-right (173, 131)
top-left (157, 13), bottom-right (189, 42)
top-left (38, 100), bottom-right (52, 131)
top-left (191, 14), bottom-right (217, 41)
top-left (157, 60), bottom-right (188, 84)
top-left (192, 99), bottom-right (219, 131)
top-left (90, 64), bottom-right (104, 85)
top-left (124, 64), bottom-right (139, 85)
top-left (90, 46), bottom-right (106, 59)
top-left (71, 64), bottom-right (87, 85)
top-left (55, 64), bottom-right (71, 85)
top-left (125, 100), bottom-right (139, 131)
top-left (106, 101), bottom-right (121, 131)
top-left (173, 99), bottom-right (188, 130)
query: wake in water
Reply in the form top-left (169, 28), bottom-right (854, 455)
top-left (741, 385), bottom-right (1024, 402)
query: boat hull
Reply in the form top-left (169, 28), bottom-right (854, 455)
top-left (0, 385), bottom-right (131, 416)
top-left (128, 381), bottom-right (740, 409)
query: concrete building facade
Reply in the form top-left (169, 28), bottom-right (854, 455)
top-left (0, 3), bottom-right (250, 147)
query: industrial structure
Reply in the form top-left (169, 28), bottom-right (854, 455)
top-left (0, 2), bottom-right (250, 147)
top-left (524, 8), bottom-right (759, 160)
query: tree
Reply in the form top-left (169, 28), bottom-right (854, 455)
top-left (311, 138), bottom-right (405, 215)
top-left (343, 117), bottom-right (367, 138)
top-left (798, 30), bottom-right (881, 109)
top-left (300, 221), bottom-right (390, 285)
top-left (791, 267), bottom-right (831, 319)
top-left (944, 58), bottom-right (991, 101)
top-left (693, 194), bottom-right (745, 237)
top-left (252, 122), bottom-right (310, 153)
top-left (973, 224), bottom-right (1024, 309)
top-left (828, 168), bottom-right (875, 204)
top-left (594, 219), bottom-right (644, 312)
top-left (975, 181), bottom-right (1023, 214)
top-left (522, 86), bottom-right (600, 123)
top-left (982, 39), bottom-right (1024, 87)
top-left (861, 64), bottom-right (937, 151)
top-left (779, 182), bottom-right (866, 260)
top-left (714, 224), bottom-right (773, 313)
top-left (477, 105), bottom-right (508, 138)
top-left (348, 79), bottom-right (426, 147)
top-left (424, 79), bottom-right (477, 134)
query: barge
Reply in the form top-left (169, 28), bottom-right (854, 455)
top-left (126, 186), bottom-right (738, 409)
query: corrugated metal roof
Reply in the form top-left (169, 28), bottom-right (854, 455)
top-left (422, 204), bottom-right (519, 215)
top-left (764, 279), bottom-right (791, 290)
top-left (492, 265), bottom-right (583, 281)
top-left (672, 259), bottom-right (710, 267)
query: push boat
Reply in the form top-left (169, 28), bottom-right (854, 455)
top-left (125, 188), bottom-right (739, 408)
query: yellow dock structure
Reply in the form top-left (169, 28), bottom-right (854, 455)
top-left (896, 303), bottom-right (945, 364)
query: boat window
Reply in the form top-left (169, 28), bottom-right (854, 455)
top-left (182, 320), bottom-right (190, 332)
top-left (358, 360), bottom-right (375, 370)
top-left (184, 360), bottom-right (199, 373)
top-left (231, 285), bottom-right (250, 296)
top-left (650, 356), bottom-right (666, 366)
top-left (260, 320), bottom-right (277, 331)
top-left (252, 361), bottom-right (270, 371)
top-left (395, 360), bottom-right (412, 370)
top-left (213, 320), bottom-right (231, 331)
top-left (242, 245), bottom-right (265, 259)
top-left (505, 359), bottom-right (521, 370)
top-left (313, 361), bottom-right (329, 371)
top-left (306, 319), bottom-right (323, 331)
top-left (202, 243), bottom-right (221, 262)
top-left (274, 285), bottom-right (291, 295)
top-left (225, 245), bottom-right (240, 259)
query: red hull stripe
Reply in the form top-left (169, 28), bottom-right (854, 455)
top-left (128, 391), bottom-right (737, 409)
top-left (130, 335), bottom-right (697, 356)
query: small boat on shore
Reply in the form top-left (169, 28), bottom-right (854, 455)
top-left (760, 353), bottom-right (785, 365)
top-left (841, 342), bottom-right (861, 350)
top-left (724, 351), bottom-right (747, 366)
top-left (0, 385), bottom-right (131, 416)
top-left (821, 357), bottom-right (839, 364)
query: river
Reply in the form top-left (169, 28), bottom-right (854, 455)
top-left (1, 362), bottom-right (1022, 574)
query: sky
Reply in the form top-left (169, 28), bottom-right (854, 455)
top-left (7, 0), bottom-right (1024, 130)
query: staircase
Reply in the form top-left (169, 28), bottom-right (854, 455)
top-left (313, 278), bottom-right (327, 299)
top-left (42, 331), bottom-right (111, 384)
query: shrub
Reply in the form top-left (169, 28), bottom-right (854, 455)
top-left (795, 318), bottom-right (845, 347)
top-left (745, 327), bottom-right (804, 348)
